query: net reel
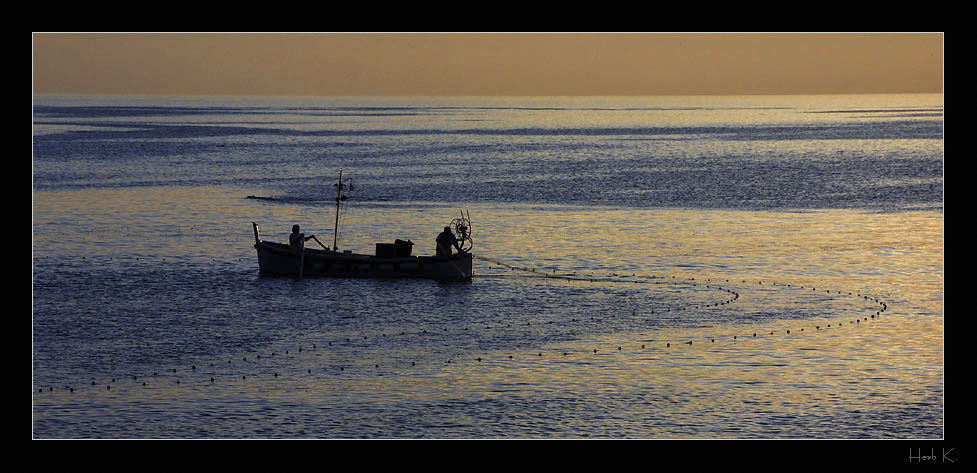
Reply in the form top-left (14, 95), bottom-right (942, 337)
top-left (449, 210), bottom-right (473, 253)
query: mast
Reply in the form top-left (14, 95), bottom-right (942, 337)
top-left (333, 168), bottom-right (342, 251)
top-left (332, 168), bottom-right (353, 251)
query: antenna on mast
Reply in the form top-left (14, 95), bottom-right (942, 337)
top-left (332, 168), bottom-right (354, 251)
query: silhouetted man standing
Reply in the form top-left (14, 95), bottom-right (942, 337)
top-left (289, 225), bottom-right (316, 251)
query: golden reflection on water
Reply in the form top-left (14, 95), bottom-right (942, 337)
top-left (392, 204), bottom-right (939, 436)
top-left (33, 186), bottom-right (942, 437)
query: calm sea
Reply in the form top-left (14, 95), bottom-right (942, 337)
top-left (32, 95), bottom-right (943, 438)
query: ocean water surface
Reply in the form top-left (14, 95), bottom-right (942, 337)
top-left (32, 94), bottom-right (943, 438)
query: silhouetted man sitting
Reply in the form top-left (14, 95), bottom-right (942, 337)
top-left (436, 226), bottom-right (460, 257)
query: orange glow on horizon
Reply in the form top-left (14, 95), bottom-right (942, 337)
top-left (32, 33), bottom-right (943, 97)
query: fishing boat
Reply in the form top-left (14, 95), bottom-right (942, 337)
top-left (251, 169), bottom-right (474, 282)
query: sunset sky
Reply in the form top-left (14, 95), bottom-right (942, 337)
top-left (32, 33), bottom-right (943, 96)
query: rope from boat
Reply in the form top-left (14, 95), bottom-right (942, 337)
top-left (445, 255), bottom-right (470, 280)
top-left (473, 253), bottom-right (651, 284)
